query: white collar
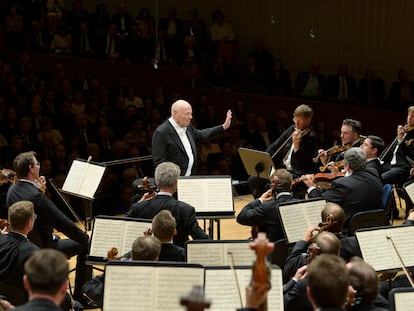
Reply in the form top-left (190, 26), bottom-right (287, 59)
top-left (169, 117), bottom-right (186, 135)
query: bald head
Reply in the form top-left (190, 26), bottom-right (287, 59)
top-left (321, 202), bottom-right (345, 232)
top-left (171, 100), bottom-right (193, 127)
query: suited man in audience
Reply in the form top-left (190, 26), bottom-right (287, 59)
top-left (151, 210), bottom-right (185, 262)
top-left (237, 168), bottom-right (298, 242)
top-left (6, 151), bottom-right (91, 303)
top-left (328, 63), bottom-right (357, 104)
top-left (128, 162), bottom-right (210, 247)
top-left (302, 148), bottom-right (383, 232)
top-left (152, 99), bottom-right (232, 176)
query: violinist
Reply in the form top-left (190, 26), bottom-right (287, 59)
top-left (359, 135), bottom-right (386, 177)
top-left (318, 119), bottom-right (362, 172)
top-left (6, 151), bottom-right (92, 305)
top-left (381, 106), bottom-right (414, 185)
top-left (248, 104), bottom-right (318, 198)
top-left (302, 148), bottom-right (383, 234)
top-left (237, 168), bottom-right (297, 242)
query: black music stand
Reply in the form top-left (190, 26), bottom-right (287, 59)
top-left (238, 147), bottom-right (274, 195)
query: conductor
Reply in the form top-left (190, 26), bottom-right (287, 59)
top-left (152, 99), bottom-right (232, 176)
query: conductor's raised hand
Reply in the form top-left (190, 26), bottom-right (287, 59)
top-left (222, 110), bottom-right (232, 130)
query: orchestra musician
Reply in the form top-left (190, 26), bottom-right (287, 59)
top-left (248, 104), bottom-right (318, 198)
top-left (381, 106), bottom-right (414, 185)
top-left (237, 168), bottom-right (298, 242)
top-left (301, 148), bottom-right (383, 234)
top-left (318, 119), bottom-right (362, 172)
top-left (359, 135), bottom-right (386, 177)
top-left (6, 151), bottom-right (92, 304)
top-left (127, 161), bottom-right (210, 247)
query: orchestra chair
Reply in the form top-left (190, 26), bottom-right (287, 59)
top-left (348, 209), bottom-right (390, 236)
top-left (0, 281), bottom-right (27, 306)
top-left (383, 184), bottom-right (397, 223)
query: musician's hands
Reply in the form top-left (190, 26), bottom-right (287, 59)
top-left (144, 228), bottom-right (153, 236)
top-left (301, 174), bottom-right (315, 188)
top-left (327, 161), bottom-right (339, 173)
top-left (293, 265), bottom-right (308, 281)
top-left (303, 226), bottom-right (320, 242)
top-left (86, 230), bottom-right (92, 240)
top-left (317, 149), bottom-right (328, 165)
top-left (139, 192), bottom-right (156, 202)
top-left (292, 129), bottom-right (301, 151)
top-left (222, 110), bottom-right (232, 130)
top-left (260, 189), bottom-right (274, 202)
top-left (407, 209), bottom-right (414, 221)
top-left (244, 283), bottom-right (269, 309)
top-left (397, 125), bottom-right (406, 140)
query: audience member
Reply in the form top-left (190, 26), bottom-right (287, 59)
top-left (295, 61), bottom-right (327, 100)
top-left (388, 69), bottom-right (414, 111)
top-left (357, 69), bottom-right (386, 107)
top-left (328, 63), bottom-right (357, 104)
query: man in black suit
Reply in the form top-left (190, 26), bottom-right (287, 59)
top-left (6, 151), bottom-right (91, 303)
top-left (295, 61), bottom-right (327, 100)
top-left (128, 161), bottom-right (210, 247)
top-left (302, 148), bottom-right (383, 231)
top-left (12, 249), bottom-right (69, 311)
top-left (152, 99), bottom-right (232, 176)
top-left (318, 118), bottom-right (362, 172)
top-left (237, 168), bottom-right (298, 242)
top-left (0, 201), bottom-right (39, 305)
top-left (151, 209), bottom-right (185, 262)
top-left (248, 104), bottom-right (318, 198)
top-left (360, 135), bottom-right (385, 176)
top-left (381, 106), bottom-right (414, 185)
top-left (327, 63), bottom-right (357, 104)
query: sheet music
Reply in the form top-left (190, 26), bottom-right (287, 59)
top-left (205, 268), bottom-right (283, 311)
top-left (177, 176), bottom-right (234, 214)
top-left (103, 265), bottom-right (204, 311)
top-left (89, 218), bottom-right (150, 257)
top-left (186, 242), bottom-right (255, 266)
top-left (394, 292), bottom-right (414, 310)
top-left (404, 182), bottom-right (414, 204)
top-left (356, 226), bottom-right (414, 272)
top-left (62, 159), bottom-right (105, 198)
top-left (278, 200), bottom-right (326, 243)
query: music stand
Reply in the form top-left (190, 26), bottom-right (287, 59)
top-left (238, 147), bottom-right (273, 196)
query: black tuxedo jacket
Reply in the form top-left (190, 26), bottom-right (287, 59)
top-left (236, 193), bottom-right (297, 242)
top-left (328, 74), bottom-right (357, 100)
top-left (0, 232), bottom-right (39, 289)
top-left (12, 298), bottom-right (62, 311)
top-left (152, 120), bottom-right (223, 175)
top-left (159, 243), bottom-right (185, 262)
top-left (266, 125), bottom-right (318, 178)
top-left (128, 194), bottom-right (209, 247)
top-left (6, 181), bottom-right (89, 250)
top-left (308, 168), bottom-right (383, 227)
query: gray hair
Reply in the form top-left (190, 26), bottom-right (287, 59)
top-left (344, 147), bottom-right (366, 172)
top-left (154, 162), bottom-right (181, 188)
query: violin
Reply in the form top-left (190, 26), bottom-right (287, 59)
top-left (137, 177), bottom-right (158, 196)
top-left (319, 160), bottom-right (344, 172)
top-left (249, 232), bottom-right (274, 311)
top-left (0, 219), bottom-right (9, 231)
top-left (292, 171), bottom-right (345, 187)
top-left (0, 169), bottom-right (17, 186)
top-left (312, 144), bottom-right (352, 163)
top-left (107, 247), bottom-right (124, 261)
